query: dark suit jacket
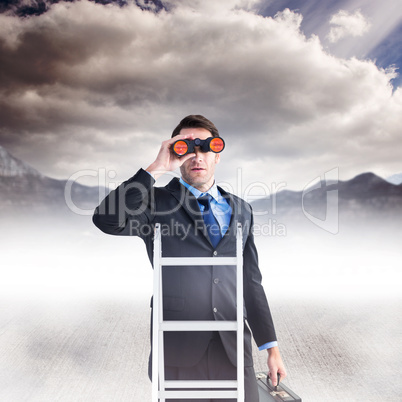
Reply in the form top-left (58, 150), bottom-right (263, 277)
top-left (93, 168), bottom-right (277, 368)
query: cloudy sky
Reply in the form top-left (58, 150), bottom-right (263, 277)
top-left (0, 0), bottom-right (401, 194)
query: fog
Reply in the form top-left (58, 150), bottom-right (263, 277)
top-left (0, 213), bottom-right (401, 401)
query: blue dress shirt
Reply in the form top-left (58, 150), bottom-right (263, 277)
top-left (179, 178), bottom-right (231, 236)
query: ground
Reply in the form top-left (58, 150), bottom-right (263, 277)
top-left (0, 216), bottom-right (400, 401)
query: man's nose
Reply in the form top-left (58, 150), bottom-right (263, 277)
top-left (194, 147), bottom-right (204, 160)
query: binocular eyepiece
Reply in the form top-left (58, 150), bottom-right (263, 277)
top-left (172, 137), bottom-right (225, 156)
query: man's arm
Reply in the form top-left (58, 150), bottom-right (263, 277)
top-left (92, 168), bottom-right (155, 236)
top-left (242, 211), bottom-right (287, 386)
top-left (92, 132), bottom-right (196, 235)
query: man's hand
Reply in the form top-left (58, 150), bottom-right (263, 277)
top-left (146, 133), bottom-right (196, 180)
top-left (267, 346), bottom-right (287, 387)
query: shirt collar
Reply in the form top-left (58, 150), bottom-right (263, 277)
top-left (179, 178), bottom-right (220, 202)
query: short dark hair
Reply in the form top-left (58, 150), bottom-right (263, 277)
top-left (171, 115), bottom-right (220, 138)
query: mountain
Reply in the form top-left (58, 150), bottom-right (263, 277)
top-left (387, 173), bottom-right (402, 185)
top-left (0, 145), bottom-right (104, 216)
top-left (251, 172), bottom-right (402, 232)
top-left (2, 144), bottom-right (402, 229)
top-left (0, 146), bottom-right (43, 177)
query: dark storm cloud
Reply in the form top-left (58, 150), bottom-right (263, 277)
top-left (0, 0), bottom-right (165, 17)
top-left (0, 0), bottom-right (401, 189)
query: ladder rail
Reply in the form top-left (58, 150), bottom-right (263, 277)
top-left (152, 225), bottom-right (161, 402)
top-left (152, 222), bottom-right (245, 401)
top-left (236, 223), bottom-right (245, 402)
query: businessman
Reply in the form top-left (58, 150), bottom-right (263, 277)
top-left (93, 115), bottom-right (286, 401)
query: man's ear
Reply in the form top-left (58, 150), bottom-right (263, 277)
top-left (215, 153), bottom-right (221, 164)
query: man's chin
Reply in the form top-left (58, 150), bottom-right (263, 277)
top-left (187, 172), bottom-right (206, 183)
top-left (184, 176), bottom-right (209, 189)
top-left (188, 179), bottom-right (206, 187)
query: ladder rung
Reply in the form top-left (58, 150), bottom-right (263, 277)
top-left (160, 257), bottom-right (237, 266)
top-left (164, 380), bottom-right (238, 389)
top-left (159, 390), bottom-right (238, 399)
top-left (160, 320), bottom-right (238, 331)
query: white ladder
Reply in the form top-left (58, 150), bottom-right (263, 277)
top-left (152, 222), bottom-right (245, 401)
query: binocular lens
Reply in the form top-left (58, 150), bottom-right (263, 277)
top-left (209, 137), bottom-right (224, 153)
top-left (173, 140), bottom-right (189, 156)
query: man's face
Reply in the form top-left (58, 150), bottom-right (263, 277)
top-left (179, 127), bottom-right (220, 192)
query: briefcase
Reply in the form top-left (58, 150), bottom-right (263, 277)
top-left (256, 372), bottom-right (302, 402)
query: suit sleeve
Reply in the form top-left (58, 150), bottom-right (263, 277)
top-left (92, 168), bottom-right (155, 237)
top-left (243, 211), bottom-right (277, 347)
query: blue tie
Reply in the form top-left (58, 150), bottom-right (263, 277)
top-left (198, 194), bottom-right (222, 248)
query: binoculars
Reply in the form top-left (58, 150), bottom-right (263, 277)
top-left (172, 137), bottom-right (225, 156)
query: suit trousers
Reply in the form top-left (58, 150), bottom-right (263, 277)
top-left (164, 332), bottom-right (259, 402)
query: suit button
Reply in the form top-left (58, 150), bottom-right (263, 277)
top-left (213, 278), bottom-right (219, 284)
top-left (213, 308), bottom-right (218, 313)
top-left (213, 251), bottom-right (218, 256)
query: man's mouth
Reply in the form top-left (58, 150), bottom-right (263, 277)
top-left (191, 167), bottom-right (205, 171)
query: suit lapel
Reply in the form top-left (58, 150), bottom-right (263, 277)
top-left (218, 186), bottom-right (252, 249)
top-left (217, 186), bottom-right (238, 246)
top-left (165, 178), bottom-right (211, 244)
